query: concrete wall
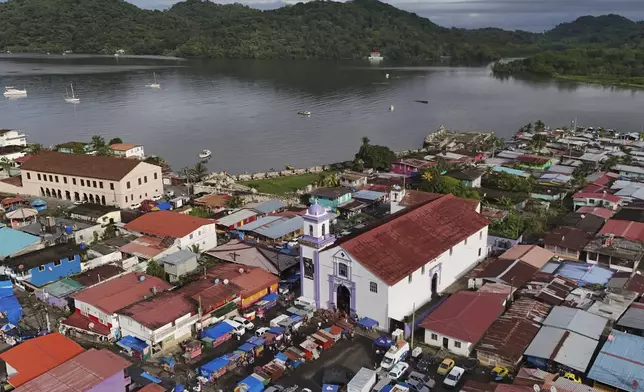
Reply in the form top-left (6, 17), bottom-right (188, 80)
top-left (83, 251), bottom-right (123, 272)
top-left (423, 329), bottom-right (473, 356)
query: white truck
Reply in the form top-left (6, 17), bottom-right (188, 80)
top-left (380, 340), bottom-right (410, 370)
top-left (348, 368), bottom-right (377, 392)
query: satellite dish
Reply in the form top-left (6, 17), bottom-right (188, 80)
top-left (550, 386), bottom-right (557, 392)
top-left (214, 278), bottom-right (220, 284)
top-left (88, 322), bottom-right (95, 330)
top-left (223, 279), bottom-right (229, 285)
top-left (139, 275), bottom-right (146, 281)
top-left (48, 266), bottom-right (53, 271)
top-left (533, 385), bottom-right (541, 392)
top-left (239, 268), bottom-right (245, 274)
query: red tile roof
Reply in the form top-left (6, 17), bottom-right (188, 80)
top-left (580, 184), bottom-right (606, 193)
top-left (398, 190), bottom-right (444, 208)
top-left (15, 349), bottom-right (131, 392)
top-left (118, 291), bottom-right (195, 330)
top-left (499, 245), bottom-right (554, 268)
top-left (576, 207), bottom-right (615, 220)
top-left (110, 143), bottom-right (140, 151)
top-left (599, 219), bottom-right (644, 242)
top-left (572, 192), bottom-right (621, 203)
top-left (339, 194), bottom-right (489, 286)
top-left (0, 176), bottom-right (22, 186)
top-left (19, 151), bottom-right (142, 181)
top-left (14, 155), bottom-right (32, 164)
top-left (419, 291), bottom-right (506, 343)
top-left (0, 333), bottom-right (85, 387)
top-left (124, 210), bottom-right (214, 239)
top-left (72, 272), bottom-right (172, 314)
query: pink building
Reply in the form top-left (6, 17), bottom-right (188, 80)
top-left (390, 158), bottom-right (435, 176)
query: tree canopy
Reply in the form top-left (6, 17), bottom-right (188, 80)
top-left (355, 138), bottom-right (395, 171)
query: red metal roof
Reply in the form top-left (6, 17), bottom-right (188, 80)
top-left (206, 264), bottom-right (279, 297)
top-left (119, 235), bottom-right (168, 259)
top-left (339, 194), bottom-right (489, 286)
top-left (477, 317), bottom-right (541, 365)
top-left (138, 385), bottom-right (167, 392)
top-left (61, 311), bottom-right (111, 336)
top-left (399, 190), bottom-right (444, 208)
top-left (419, 291), bottom-right (506, 343)
top-left (14, 349), bottom-right (131, 392)
top-left (177, 278), bottom-right (242, 313)
top-left (599, 219), bottom-right (644, 242)
top-left (580, 184), bottom-right (606, 193)
top-left (72, 272), bottom-right (172, 314)
top-left (572, 192), bottom-right (621, 203)
top-left (118, 291), bottom-right (195, 330)
top-left (576, 207), bottom-right (615, 220)
top-left (0, 333), bottom-right (85, 387)
top-left (124, 210), bottom-right (214, 239)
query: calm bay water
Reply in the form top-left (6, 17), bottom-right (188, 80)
top-left (1, 54), bottom-right (643, 174)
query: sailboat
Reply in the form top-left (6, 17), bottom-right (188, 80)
top-left (64, 84), bottom-right (79, 103)
top-left (146, 72), bottom-right (161, 89)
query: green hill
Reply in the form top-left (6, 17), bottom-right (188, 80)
top-left (0, 0), bottom-right (537, 61)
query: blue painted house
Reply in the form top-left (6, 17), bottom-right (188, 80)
top-left (309, 187), bottom-right (352, 210)
top-left (3, 243), bottom-right (82, 289)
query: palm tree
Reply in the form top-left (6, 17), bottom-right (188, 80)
top-left (601, 155), bottom-right (620, 171)
top-left (361, 137), bottom-right (370, 146)
top-left (529, 135), bottom-right (547, 153)
top-left (26, 143), bottom-right (44, 155)
top-left (534, 120), bottom-right (545, 132)
top-left (190, 162), bottom-right (209, 182)
top-left (226, 195), bottom-right (244, 209)
top-left (422, 169), bottom-right (433, 182)
top-left (497, 196), bottom-right (514, 209)
top-left (322, 173), bottom-right (340, 187)
top-left (0, 157), bottom-right (12, 174)
top-left (91, 135), bottom-right (106, 150)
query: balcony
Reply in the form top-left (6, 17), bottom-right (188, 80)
top-left (151, 314), bottom-right (200, 343)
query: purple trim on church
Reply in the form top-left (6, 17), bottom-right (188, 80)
top-left (303, 214), bottom-right (329, 224)
top-left (300, 234), bottom-right (336, 248)
top-left (327, 276), bottom-right (356, 315)
top-left (299, 253), bottom-right (305, 296)
top-left (314, 252), bottom-right (321, 308)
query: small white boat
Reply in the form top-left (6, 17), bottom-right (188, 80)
top-left (298, 111), bottom-right (312, 116)
top-left (146, 72), bottom-right (161, 89)
top-left (64, 83), bottom-right (80, 103)
top-left (389, 105), bottom-right (395, 111)
top-left (4, 87), bottom-right (27, 97)
top-left (368, 51), bottom-right (384, 62)
top-left (385, 73), bottom-right (390, 79)
top-left (199, 149), bottom-right (212, 159)
top-left (114, 53), bottom-right (120, 57)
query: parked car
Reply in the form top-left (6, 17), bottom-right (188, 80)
top-left (152, 194), bottom-right (163, 201)
top-left (562, 373), bottom-right (581, 383)
top-left (491, 366), bottom-right (510, 381)
top-left (388, 362), bottom-right (409, 380)
top-left (416, 355), bottom-right (431, 373)
top-left (165, 190), bottom-right (175, 198)
top-left (255, 327), bottom-right (270, 337)
top-left (437, 358), bottom-right (455, 376)
top-left (223, 319), bottom-right (246, 336)
top-left (130, 202), bottom-right (141, 209)
top-left (443, 366), bottom-right (465, 389)
top-left (231, 316), bottom-right (255, 330)
top-left (406, 371), bottom-right (435, 392)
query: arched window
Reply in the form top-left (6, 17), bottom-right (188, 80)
top-left (101, 195), bottom-right (106, 205)
top-left (40, 187), bottom-right (45, 197)
top-left (309, 225), bottom-right (314, 237)
top-left (322, 223), bottom-right (326, 236)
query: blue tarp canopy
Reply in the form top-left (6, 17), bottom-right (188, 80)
top-left (31, 199), bottom-right (46, 206)
top-left (0, 295), bottom-right (22, 325)
top-left (358, 317), bottom-right (378, 329)
top-left (141, 372), bottom-right (163, 383)
top-left (201, 322), bottom-right (234, 340)
top-left (373, 335), bottom-right (394, 348)
top-left (155, 202), bottom-right (172, 211)
top-left (238, 343), bottom-right (255, 353)
top-left (199, 357), bottom-right (230, 377)
top-left (262, 293), bottom-right (278, 301)
top-left (275, 352), bottom-right (288, 362)
top-left (0, 280), bottom-right (14, 298)
top-left (269, 327), bottom-right (285, 335)
top-left (117, 335), bottom-right (149, 352)
top-left (379, 386), bottom-right (394, 392)
top-left (237, 375), bottom-right (264, 392)
top-left (247, 336), bottom-right (265, 346)
top-left (322, 385), bottom-right (340, 392)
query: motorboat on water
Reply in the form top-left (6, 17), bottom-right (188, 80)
top-left (389, 105), bottom-right (395, 111)
top-left (298, 111), bottom-right (312, 116)
top-left (146, 72), bottom-right (161, 89)
top-left (64, 83), bottom-right (79, 103)
top-left (199, 149), bottom-right (212, 159)
top-left (4, 87), bottom-right (27, 97)
top-left (368, 51), bottom-right (384, 62)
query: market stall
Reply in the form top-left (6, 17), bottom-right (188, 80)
top-left (299, 339), bottom-right (319, 360)
top-left (201, 322), bottom-right (234, 348)
top-left (117, 335), bottom-right (151, 360)
top-left (246, 336), bottom-right (266, 356)
top-left (181, 340), bottom-right (202, 361)
top-left (199, 356), bottom-right (230, 383)
top-left (310, 331), bottom-right (332, 350)
top-left (234, 374), bottom-right (266, 392)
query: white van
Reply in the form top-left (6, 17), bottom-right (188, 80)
top-left (380, 340), bottom-right (410, 370)
top-left (294, 296), bottom-right (316, 308)
top-left (223, 319), bottom-right (246, 336)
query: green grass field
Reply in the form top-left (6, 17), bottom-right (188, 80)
top-left (239, 173), bottom-right (323, 195)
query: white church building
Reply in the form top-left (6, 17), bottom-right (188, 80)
top-left (300, 189), bottom-right (490, 331)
